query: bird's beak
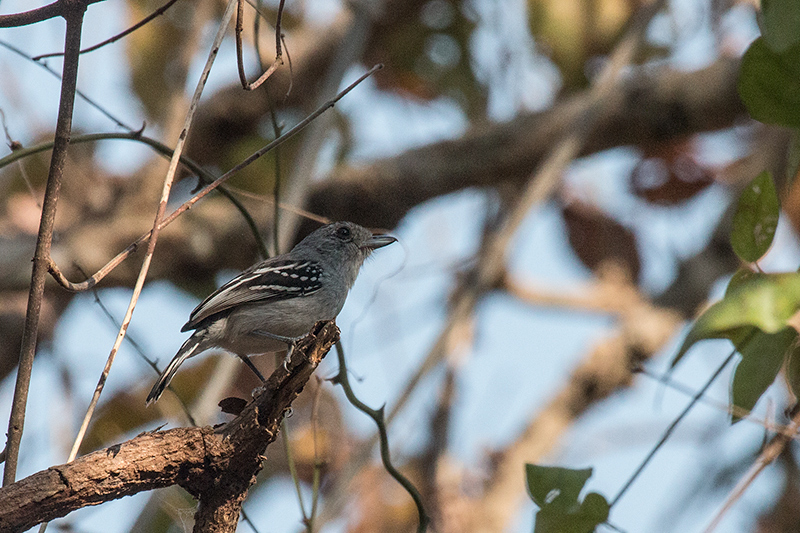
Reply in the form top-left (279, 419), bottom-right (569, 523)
top-left (365, 233), bottom-right (397, 250)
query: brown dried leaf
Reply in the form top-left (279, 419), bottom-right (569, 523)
top-left (631, 140), bottom-right (714, 205)
top-left (562, 200), bottom-right (641, 283)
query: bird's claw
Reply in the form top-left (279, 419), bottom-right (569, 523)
top-left (282, 341), bottom-right (297, 371)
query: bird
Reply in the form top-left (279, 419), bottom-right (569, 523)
top-left (146, 221), bottom-right (397, 405)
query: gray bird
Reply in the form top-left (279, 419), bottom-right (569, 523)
top-left (146, 221), bottom-right (396, 404)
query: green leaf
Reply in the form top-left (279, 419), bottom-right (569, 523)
top-left (731, 171), bottom-right (780, 263)
top-left (526, 465), bottom-right (610, 533)
top-left (726, 268), bottom-right (759, 296)
top-left (577, 493), bottom-right (610, 525)
top-left (535, 499), bottom-right (610, 533)
top-left (526, 464), bottom-right (591, 511)
top-left (672, 273), bottom-right (800, 367)
top-left (731, 327), bottom-right (796, 422)
top-left (672, 325), bottom-right (753, 369)
top-left (760, 0), bottom-right (800, 53)
top-left (739, 38), bottom-right (800, 128)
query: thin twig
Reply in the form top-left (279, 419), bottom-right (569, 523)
top-left (278, 343), bottom-right (310, 524)
top-left (0, 39), bottom-right (134, 130)
top-left (235, 0), bottom-right (285, 91)
top-left (333, 341), bottom-right (430, 533)
top-left (240, 507), bottom-right (263, 533)
top-left (216, 184), bottom-right (329, 224)
top-left (44, 65), bottom-right (381, 292)
top-left (609, 348), bottom-right (740, 507)
top-left (0, 108), bottom-right (40, 207)
top-left (307, 376), bottom-right (324, 532)
top-left (85, 280), bottom-right (197, 426)
top-left (3, 1), bottom-right (87, 487)
top-left (0, 108), bottom-right (21, 150)
top-left (635, 365), bottom-right (800, 438)
top-left (253, 0), bottom-right (265, 59)
top-left (702, 408), bottom-right (800, 532)
top-left (32, 0), bottom-right (183, 60)
top-left (62, 0), bottom-right (238, 473)
top-left (0, 124), bottom-right (325, 231)
top-left (0, 0), bottom-right (103, 28)
top-left (282, 416), bottom-right (310, 523)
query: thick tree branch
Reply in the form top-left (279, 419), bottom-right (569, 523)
top-left (302, 56), bottom-right (744, 232)
top-left (0, 322), bottom-right (340, 532)
top-left (0, 427), bottom-right (216, 532)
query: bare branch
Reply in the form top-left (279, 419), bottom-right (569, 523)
top-left (0, 39), bottom-right (134, 130)
top-left (32, 0), bottom-right (183, 60)
top-left (235, 0), bottom-right (285, 91)
top-left (42, 64), bottom-right (381, 292)
top-left (333, 341), bottom-right (430, 532)
top-left (703, 408), bottom-right (800, 532)
top-left (0, 0), bottom-right (102, 28)
top-left (0, 322), bottom-right (339, 532)
top-left (3, 0), bottom-right (88, 486)
top-left (0, 130), bottom-right (270, 262)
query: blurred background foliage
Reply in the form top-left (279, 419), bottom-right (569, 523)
top-left (1, 0), bottom-right (800, 531)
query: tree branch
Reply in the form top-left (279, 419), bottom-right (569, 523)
top-left (302, 56), bottom-right (744, 232)
top-left (0, 0), bottom-right (99, 28)
top-left (32, 0), bottom-right (183, 60)
top-left (0, 321), bottom-right (340, 532)
top-left (3, 0), bottom-right (87, 486)
top-left (235, 0), bottom-right (285, 91)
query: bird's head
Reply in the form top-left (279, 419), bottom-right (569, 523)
top-left (295, 221), bottom-right (397, 274)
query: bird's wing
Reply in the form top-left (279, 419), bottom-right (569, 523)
top-left (182, 259), bottom-right (324, 331)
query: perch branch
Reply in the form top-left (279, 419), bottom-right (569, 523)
top-left (0, 322), bottom-right (339, 532)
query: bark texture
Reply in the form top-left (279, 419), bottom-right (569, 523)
top-left (0, 322), bottom-right (339, 532)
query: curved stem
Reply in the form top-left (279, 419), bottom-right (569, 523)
top-left (234, 0), bottom-right (285, 91)
top-left (333, 341), bottom-right (429, 532)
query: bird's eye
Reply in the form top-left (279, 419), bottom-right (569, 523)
top-left (335, 226), bottom-right (352, 240)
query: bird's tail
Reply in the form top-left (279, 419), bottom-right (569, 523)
top-left (146, 334), bottom-right (205, 405)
